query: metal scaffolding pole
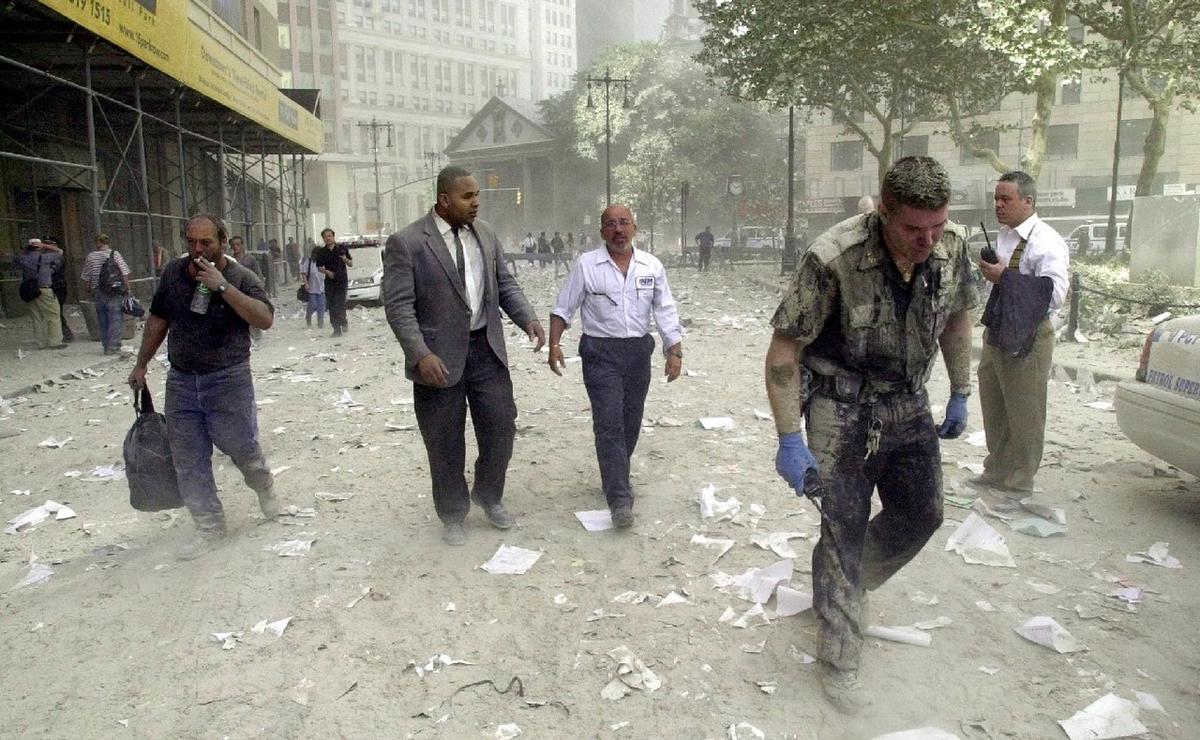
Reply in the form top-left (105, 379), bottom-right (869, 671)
top-left (300, 156), bottom-right (308, 244)
top-left (175, 93), bottom-right (189, 217)
top-left (239, 129), bottom-right (250, 241)
top-left (133, 78), bottom-right (155, 279)
top-left (84, 52), bottom-right (102, 233)
top-left (277, 145), bottom-right (285, 257)
top-left (259, 131), bottom-right (268, 246)
top-left (218, 121), bottom-right (230, 220)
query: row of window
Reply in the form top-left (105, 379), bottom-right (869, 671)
top-left (329, 0), bottom-right (519, 36)
top-left (340, 46), bottom-right (520, 98)
top-left (337, 119), bottom-right (456, 158)
top-left (829, 119), bottom-right (1155, 171)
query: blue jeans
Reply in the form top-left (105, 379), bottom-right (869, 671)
top-left (306, 292), bottom-right (327, 325)
top-left (580, 334), bottom-right (654, 508)
top-left (165, 362), bottom-right (273, 520)
top-left (95, 295), bottom-right (124, 350)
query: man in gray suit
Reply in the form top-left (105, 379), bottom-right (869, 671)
top-left (383, 166), bottom-right (546, 545)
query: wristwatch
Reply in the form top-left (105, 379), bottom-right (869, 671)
top-left (216, 281), bottom-right (229, 294)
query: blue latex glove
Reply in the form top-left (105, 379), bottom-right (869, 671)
top-left (776, 432), bottom-right (820, 492)
top-left (937, 392), bottom-right (969, 439)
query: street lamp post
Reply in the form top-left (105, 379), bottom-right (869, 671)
top-left (586, 68), bottom-right (632, 206)
top-left (358, 117), bottom-right (393, 238)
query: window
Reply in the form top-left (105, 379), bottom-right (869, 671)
top-left (1045, 124), bottom-right (1078, 160)
top-left (959, 130), bottom-right (1000, 165)
top-left (1060, 80), bottom-right (1081, 105)
top-left (355, 47), bottom-right (365, 81)
top-left (897, 135), bottom-right (928, 158)
top-left (1119, 118), bottom-right (1152, 157)
top-left (831, 140), bottom-right (863, 171)
top-left (365, 49), bottom-right (377, 83)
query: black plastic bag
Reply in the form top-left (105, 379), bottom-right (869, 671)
top-left (123, 386), bottom-right (183, 511)
top-left (19, 277), bottom-right (40, 302)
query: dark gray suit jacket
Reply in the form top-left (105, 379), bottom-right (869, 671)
top-left (382, 211), bottom-right (538, 386)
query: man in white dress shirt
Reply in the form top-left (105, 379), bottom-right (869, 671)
top-left (976, 171), bottom-right (1070, 493)
top-left (548, 205), bottom-right (683, 528)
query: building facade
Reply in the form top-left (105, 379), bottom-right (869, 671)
top-left (800, 75), bottom-right (1200, 235)
top-left (278, 0), bottom-right (577, 237)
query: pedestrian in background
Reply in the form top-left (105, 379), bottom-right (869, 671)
top-left (80, 234), bottom-right (131, 354)
top-left (20, 238), bottom-right (66, 349)
top-left (318, 228), bottom-right (352, 337)
top-left (300, 246), bottom-right (327, 329)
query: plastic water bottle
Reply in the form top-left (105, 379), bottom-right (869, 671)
top-left (189, 283), bottom-right (212, 314)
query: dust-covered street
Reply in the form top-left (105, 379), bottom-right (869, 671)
top-left (1, 265), bottom-right (1196, 739)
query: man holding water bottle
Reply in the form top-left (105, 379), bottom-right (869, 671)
top-left (763, 157), bottom-right (977, 714)
top-left (128, 214), bottom-right (279, 560)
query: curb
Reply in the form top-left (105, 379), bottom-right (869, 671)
top-left (745, 275), bottom-right (1130, 385)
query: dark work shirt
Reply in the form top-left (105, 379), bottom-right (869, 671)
top-left (696, 231), bottom-right (715, 248)
top-left (150, 256), bottom-right (273, 374)
top-left (318, 245), bottom-right (349, 285)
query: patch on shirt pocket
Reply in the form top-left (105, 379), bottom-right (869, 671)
top-left (636, 275), bottom-right (654, 289)
top-left (849, 303), bottom-right (878, 327)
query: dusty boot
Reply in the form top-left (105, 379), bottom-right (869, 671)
top-left (178, 513), bottom-right (227, 561)
top-left (256, 487), bottom-right (281, 520)
top-left (820, 666), bottom-right (873, 715)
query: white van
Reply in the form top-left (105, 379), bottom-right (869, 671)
top-left (341, 236), bottom-right (384, 304)
top-left (1067, 222), bottom-right (1127, 254)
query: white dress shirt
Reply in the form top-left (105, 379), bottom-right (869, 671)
top-left (552, 246), bottom-right (683, 351)
top-left (434, 212), bottom-right (486, 329)
top-left (995, 212), bottom-right (1071, 313)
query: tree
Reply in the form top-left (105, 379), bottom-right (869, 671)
top-left (615, 132), bottom-right (675, 252)
top-left (1074, 0), bottom-right (1200, 196)
top-left (694, 0), bottom-right (1087, 179)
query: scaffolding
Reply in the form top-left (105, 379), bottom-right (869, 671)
top-left (0, 2), bottom-right (318, 317)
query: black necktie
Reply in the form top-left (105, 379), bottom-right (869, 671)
top-left (451, 225), bottom-right (466, 287)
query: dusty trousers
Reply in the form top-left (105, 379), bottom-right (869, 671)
top-left (805, 387), bottom-right (944, 672)
top-left (978, 319), bottom-right (1055, 491)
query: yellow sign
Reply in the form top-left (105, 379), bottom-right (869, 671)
top-left (37, 0), bottom-right (321, 153)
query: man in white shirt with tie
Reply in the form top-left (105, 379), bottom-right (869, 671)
top-left (976, 170), bottom-right (1070, 493)
top-left (548, 205), bottom-right (683, 528)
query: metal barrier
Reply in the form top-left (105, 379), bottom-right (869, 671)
top-left (1065, 272), bottom-right (1200, 339)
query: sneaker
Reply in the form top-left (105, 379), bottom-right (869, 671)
top-left (442, 522), bottom-right (467, 546)
top-left (967, 474), bottom-right (1003, 490)
top-left (820, 667), bottom-right (873, 715)
top-left (472, 495), bottom-right (513, 529)
top-left (332, 328), bottom-right (343, 337)
top-left (611, 506), bottom-right (634, 529)
top-left (256, 488), bottom-right (281, 519)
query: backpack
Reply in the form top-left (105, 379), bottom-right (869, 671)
top-left (123, 387), bottom-right (183, 512)
top-left (97, 250), bottom-right (126, 296)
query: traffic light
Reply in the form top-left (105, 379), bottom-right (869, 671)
top-left (516, 189), bottom-right (523, 205)
top-left (487, 173), bottom-right (501, 188)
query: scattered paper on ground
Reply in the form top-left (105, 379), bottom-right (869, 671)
top-left (409, 653), bottom-right (473, 678)
top-left (480, 545), bottom-right (542, 575)
top-left (5, 500), bottom-right (77, 534)
top-left (699, 484), bottom-right (741, 520)
top-left (870, 729), bottom-right (960, 740)
top-left (1058, 693), bottom-right (1147, 740)
top-left (698, 417), bottom-right (734, 431)
top-left (1126, 542), bottom-right (1182, 569)
top-left (750, 531), bottom-right (807, 559)
top-left (263, 537), bottom-right (316, 557)
top-left (1014, 616), bottom-right (1083, 653)
top-left (38, 436), bottom-right (73, 449)
top-left (575, 510), bottom-right (613, 532)
top-left (945, 513), bottom-right (1016, 567)
top-left (864, 625), bottom-right (932, 647)
top-left (774, 585), bottom-right (813, 617)
top-left (728, 722), bottom-right (765, 739)
top-left (251, 616), bottom-right (292, 637)
top-left (601, 646), bottom-right (661, 700)
top-left (690, 534), bottom-right (735, 561)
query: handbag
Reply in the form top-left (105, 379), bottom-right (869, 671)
top-left (297, 284), bottom-right (309, 302)
top-left (123, 386), bottom-right (183, 512)
top-left (121, 295), bottom-right (145, 317)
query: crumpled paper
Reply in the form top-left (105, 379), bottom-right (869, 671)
top-left (699, 484), bottom-right (741, 520)
top-left (1058, 693), bottom-right (1147, 740)
top-left (408, 653), bottom-right (473, 678)
top-left (1014, 616), bottom-right (1084, 653)
top-left (601, 646), bottom-right (661, 700)
top-left (1126, 542), bottom-right (1182, 569)
top-left (5, 500), bottom-right (77, 534)
top-left (944, 513), bottom-right (1015, 567)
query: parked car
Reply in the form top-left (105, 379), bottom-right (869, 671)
top-left (342, 236), bottom-right (384, 305)
top-left (1067, 222), bottom-right (1127, 255)
top-left (1113, 314), bottom-right (1200, 477)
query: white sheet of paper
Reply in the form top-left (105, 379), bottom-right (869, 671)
top-left (944, 513), bottom-right (1016, 567)
top-left (774, 585), bottom-right (813, 617)
top-left (864, 625), bottom-right (932, 647)
top-left (1014, 616), bottom-right (1083, 653)
top-left (732, 603), bottom-right (772, 629)
top-left (691, 534), bottom-right (735, 561)
top-left (480, 545), bottom-right (542, 574)
top-left (575, 510), bottom-right (614, 532)
top-left (38, 435), bottom-right (73, 449)
top-left (698, 417), bottom-right (734, 431)
top-left (957, 460), bottom-right (985, 475)
top-left (1058, 693), bottom-right (1147, 740)
top-left (732, 559), bottom-right (794, 604)
top-left (263, 538), bottom-right (316, 557)
top-left (657, 591), bottom-right (688, 607)
top-left (1126, 541), bottom-right (1182, 568)
top-left (869, 729), bottom-right (960, 740)
top-left (750, 531), bottom-right (807, 559)
top-left (699, 484), bottom-right (741, 520)
top-left (965, 430), bottom-right (987, 447)
top-left (251, 616), bottom-right (292, 637)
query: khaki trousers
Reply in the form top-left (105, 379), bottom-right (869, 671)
top-left (30, 287), bottom-right (63, 348)
top-left (977, 319), bottom-right (1055, 490)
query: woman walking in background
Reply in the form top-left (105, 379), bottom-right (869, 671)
top-left (301, 246), bottom-right (327, 329)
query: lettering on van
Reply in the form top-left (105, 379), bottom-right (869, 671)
top-left (1145, 368), bottom-right (1200, 400)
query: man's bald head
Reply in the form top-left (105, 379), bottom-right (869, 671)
top-left (599, 205), bottom-right (637, 252)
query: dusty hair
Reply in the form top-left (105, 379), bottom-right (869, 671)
top-left (880, 156), bottom-right (951, 211)
top-left (184, 213), bottom-right (228, 242)
top-left (999, 170), bottom-right (1037, 205)
top-left (96, 233), bottom-right (110, 245)
top-left (436, 165), bottom-right (473, 196)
